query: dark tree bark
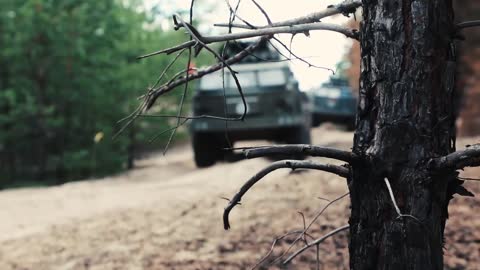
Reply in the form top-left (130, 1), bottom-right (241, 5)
top-left (349, 0), bottom-right (458, 269)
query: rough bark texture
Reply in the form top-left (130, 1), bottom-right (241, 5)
top-left (348, 1), bottom-right (480, 137)
top-left (349, 0), bottom-right (458, 269)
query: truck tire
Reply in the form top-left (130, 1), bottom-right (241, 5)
top-left (288, 126), bottom-right (311, 145)
top-left (192, 133), bottom-right (217, 168)
top-left (346, 120), bottom-right (356, 131)
top-left (283, 126), bottom-right (311, 160)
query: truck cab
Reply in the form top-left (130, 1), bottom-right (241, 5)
top-left (190, 41), bottom-right (311, 167)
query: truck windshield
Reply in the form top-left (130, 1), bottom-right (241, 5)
top-left (258, 69), bottom-right (286, 86)
top-left (227, 72), bottom-right (256, 88)
top-left (199, 72), bottom-right (224, 90)
top-left (199, 68), bottom-right (286, 91)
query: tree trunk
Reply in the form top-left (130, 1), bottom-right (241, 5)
top-left (349, 0), bottom-right (457, 269)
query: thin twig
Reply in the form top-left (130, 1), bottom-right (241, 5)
top-left (271, 36), bottom-right (334, 72)
top-left (283, 225), bottom-right (350, 264)
top-left (143, 36), bottom-right (270, 111)
top-left (137, 113), bottom-right (240, 121)
top-left (223, 0), bottom-right (255, 29)
top-left (161, 0), bottom-right (196, 153)
top-left (172, 14), bottom-right (250, 121)
top-left (162, 50), bottom-right (192, 154)
top-left (151, 49), bottom-right (188, 91)
top-left (250, 230), bottom-right (315, 270)
top-left (222, 0), bottom-right (333, 71)
top-left (251, 0), bottom-right (272, 25)
top-left (114, 48), bottom-right (188, 139)
top-left (271, 192), bottom-right (349, 264)
top-left (384, 178), bottom-right (423, 224)
top-left (148, 118), bottom-right (189, 143)
top-left (141, 21), bottom-right (357, 60)
top-left (298, 211), bottom-right (308, 245)
top-left (220, 0), bottom-right (361, 30)
top-left (384, 177), bottom-right (401, 216)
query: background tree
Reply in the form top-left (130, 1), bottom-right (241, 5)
top-left (0, 0), bottom-right (210, 187)
top-left (132, 0), bottom-right (480, 269)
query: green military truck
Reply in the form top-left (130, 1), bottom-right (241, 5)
top-left (190, 41), bottom-right (312, 167)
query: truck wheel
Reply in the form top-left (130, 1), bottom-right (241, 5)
top-left (192, 133), bottom-right (216, 168)
top-left (288, 126), bottom-right (311, 145)
top-left (284, 126), bottom-right (311, 160)
top-left (346, 120), bottom-right (356, 131)
top-left (312, 117), bottom-right (322, 127)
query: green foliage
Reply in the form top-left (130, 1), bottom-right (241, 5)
top-left (0, 0), bottom-right (210, 187)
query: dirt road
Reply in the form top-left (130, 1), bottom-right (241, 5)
top-left (0, 126), bottom-right (478, 270)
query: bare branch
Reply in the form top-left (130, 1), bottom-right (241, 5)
top-left (239, 144), bottom-right (357, 163)
top-left (223, 0), bottom-right (256, 29)
top-left (429, 144), bottom-right (480, 170)
top-left (223, 160), bottom-right (349, 230)
top-left (250, 0), bottom-right (272, 25)
top-left (142, 19), bottom-right (357, 60)
top-left (172, 14), bottom-right (249, 120)
top-left (220, 0), bottom-right (361, 30)
top-left (144, 36), bottom-right (270, 110)
top-left (138, 113), bottom-right (244, 121)
top-left (203, 22), bottom-right (359, 42)
top-left (162, 50), bottom-right (192, 154)
top-left (148, 118), bottom-right (189, 143)
top-left (218, 0), bottom-right (361, 29)
top-left (137, 40), bottom-right (197, 59)
top-left (268, 0), bottom-right (360, 28)
top-left (283, 225), bottom-right (350, 264)
top-left (457, 20), bottom-right (480, 30)
top-left (271, 37), bottom-right (334, 71)
top-left (222, 0), bottom-right (335, 71)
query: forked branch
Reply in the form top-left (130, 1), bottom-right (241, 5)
top-left (142, 20), bottom-right (358, 60)
top-left (143, 36), bottom-right (269, 110)
top-left (223, 160), bottom-right (349, 230)
top-left (429, 144), bottom-right (480, 170)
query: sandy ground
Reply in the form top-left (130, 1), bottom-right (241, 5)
top-left (0, 126), bottom-right (478, 270)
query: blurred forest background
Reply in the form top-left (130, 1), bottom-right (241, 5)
top-left (0, 0), bottom-right (211, 188)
